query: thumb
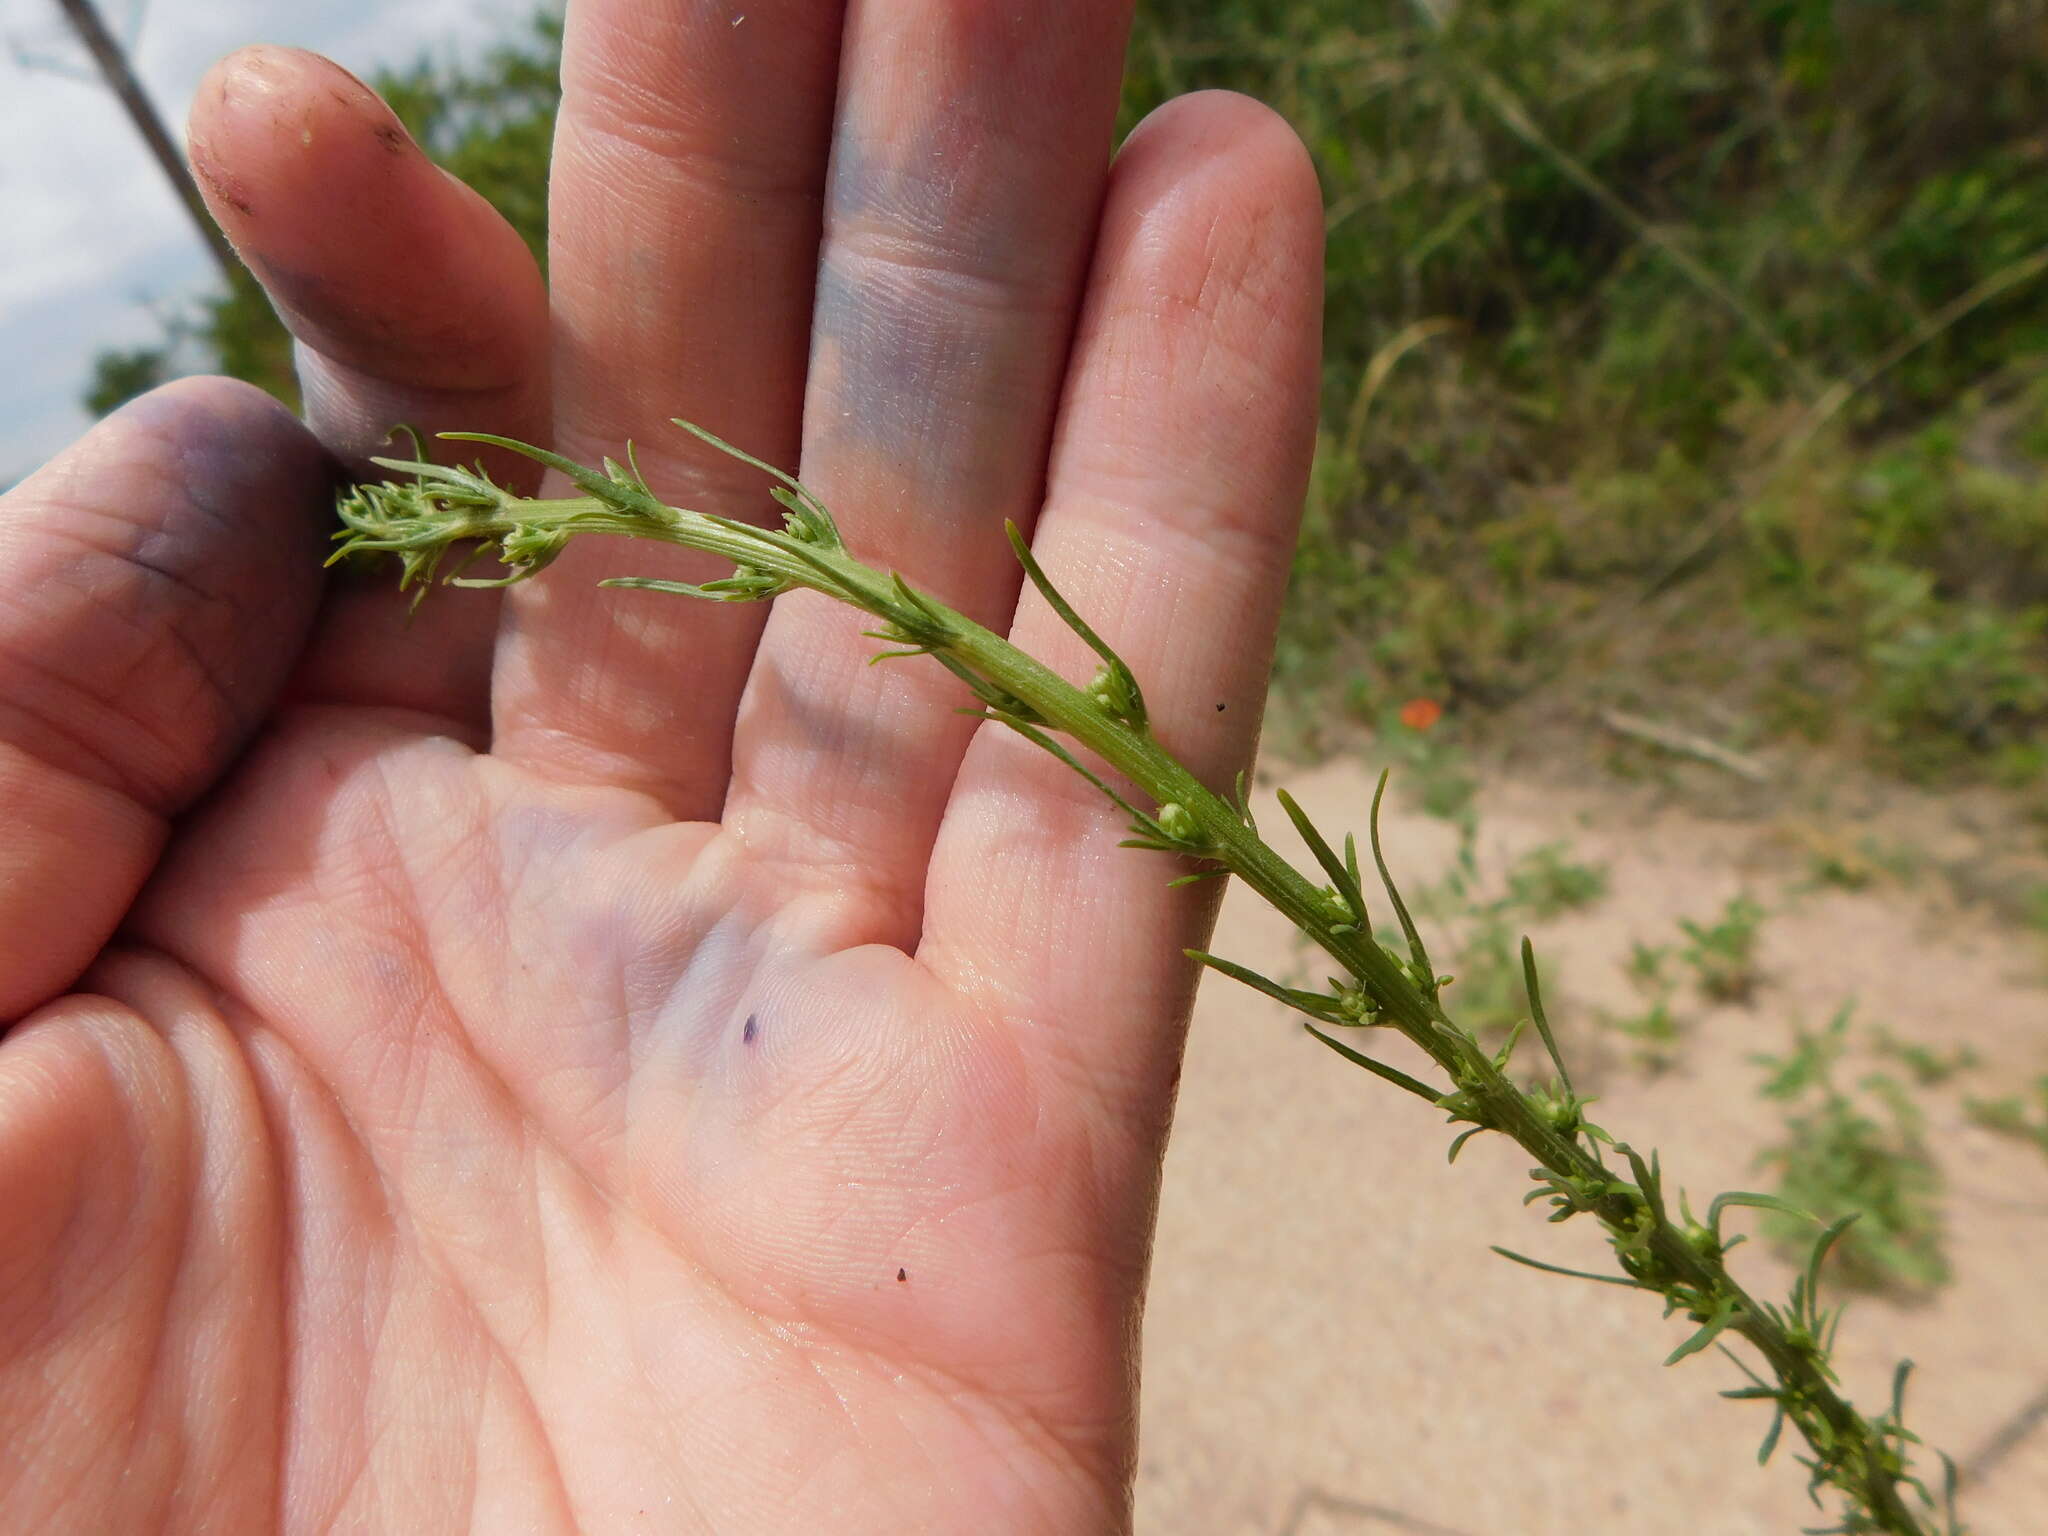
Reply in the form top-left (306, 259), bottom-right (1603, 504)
top-left (0, 377), bottom-right (332, 1020)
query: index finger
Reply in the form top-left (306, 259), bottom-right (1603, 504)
top-left (187, 45), bottom-right (552, 729)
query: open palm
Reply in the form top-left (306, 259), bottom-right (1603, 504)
top-left (0, 4), bottom-right (1320, 1530)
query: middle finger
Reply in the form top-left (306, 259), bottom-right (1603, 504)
top-left (722, 0), bottom-right (1136, 945)
top-left (489, 0), bottom-right (845, 818)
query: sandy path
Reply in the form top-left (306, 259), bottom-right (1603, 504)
top-left (1136, 756), bottom-right (2048, 1535)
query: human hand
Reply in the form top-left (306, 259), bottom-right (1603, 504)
top-left (0, 4), bottom-right (1321, 1530)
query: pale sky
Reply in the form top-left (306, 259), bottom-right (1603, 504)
top-left (0, 0), bottom-right (535, 480)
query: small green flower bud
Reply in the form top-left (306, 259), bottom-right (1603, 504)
top-left (1156, 802), bottom-right (1197, 843)
top-left (1087, 663), bottom-right (1144, 725)
top-left (499, 522), bottom-right (571, 571)
top-left (1334, 983), bottom-right (1380, 1025)
top-left (1545, 1099), bottom-right (1582, 1136)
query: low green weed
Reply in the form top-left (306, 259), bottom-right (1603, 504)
top-left (1605, 999), bottom-right (1683, 1073)
top-left (1803, 835), bottom-right (1922, 893)
top-left (1410, 829), bottom-right (1612, 1053)
top-left (2024, 882), bottom-right (2048, 934)
top-left (1870, 1028), bottom-right (1980, 1089)
top-left (1604, 940), bottom-right (1684, 1072)
top-left (1965, 1077), bottom-right (2048, 1160)
top-left (1374, 699), bottom-right (1477, 825)
top-left (1626, 940), bottom-right (1670, 991)
top-left (1436, 912), bottom-right (1528, 1051)
top-left (1505, 842), bottom-right (1610, 919)
top-left (1679, 895), bottom-right (1768, 1004)
top-left (1852, 563), bottom-right (2048, 779)
top-left (1753, 1008), bottom-right (1949, 1297)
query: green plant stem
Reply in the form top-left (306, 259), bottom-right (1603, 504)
top-left (332, 431), bottom-right (1952, 1536)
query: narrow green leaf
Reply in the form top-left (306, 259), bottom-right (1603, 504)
top-left (1716, 1342), bottom-right (1772, 1388)
top-left (1369, 769), bottom-right (1434, 989)
top-left (874, 572), bottom-right (952, 645)
top-left (440, 431), bottom-right (658, 514)
top-left (364, 453), bottom-right (472, 486)
top-left (668, 418), bottom-right (814, 505)
top-left (985, 713), bottom-right (1150, 825)
top-left (1666, 1303), bottom-right (1744, 1366)
top-left (751, 527), bottom-right (864, 600)
top-left (1804, 1213), bottom-right (1862, 1320)
top-left (1519, 937), bottom-right (1572, 1096)
top-left (1230, 769), bottom-right (1258, 833)
top-left (386, 422), bottom-right (430, 463)
top-left (1622, 1144), bottom-right (1665, 1220)
top-left (602, 574), bottom-right (777, 603)
top-left (1490, 1246), bottom-right (1646, 1288)
top-left (1758, 1404), bottom-right (1787, 1465)
top-left (1274, 789), bottom-right (1366, 920)
top-left (1447, 1127), bottom-right (1485, 1163)
top-left (1302, 1023), bottom-right (1443, 1102)
top-left (1491, 1017), bottom-right (1527, 1072)
top-left (934, 659), bottom-right (1046, 726)
top-left (1820, 1307), bottom-right (1846, 1364)
top-left (1709, 1190), bottom-right (1815, 1236)
top-left (1188, 951), bottom-right (1350, 1025)
top-left (1342, 832), bottom-right (1370, 930)
top-left (1004, 521), bottom-right (1146, 729)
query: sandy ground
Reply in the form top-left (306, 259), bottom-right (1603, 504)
top-left (1135, 755), bottom-right (2048, 1535)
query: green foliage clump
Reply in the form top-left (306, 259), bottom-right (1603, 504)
top-left (1404, 815), bottom-right (1612, 1050)
top-left (1505, 841), bottom-right (1609, 919)
top-left (1869, 1028), bottom-right (1979, 1090)
top-left (1803, 833), bottom-right (1922, 893)
top-left (1753, 1007), bottom-right (1948, 1296)
top-left (83, 0), bottom-right (2048, 794)
top-left (374, 11), bottom-right (561, 267)
top-left (1603, 940), bottom-right (1683, 1071)
top-left (1748, 404), bottom-right (2048, 778)
top-left (83, 346), bottom-right (170, 417)
top-left (1965, 1076), bottom-right (2048, 1159)
top-left (1679, 894), bottom-right (1768, 1004)
top-left (1123, 0), bottom-right (2048, 784)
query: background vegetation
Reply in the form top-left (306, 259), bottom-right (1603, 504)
top-left (1119, 0), bottom-right (2048, 794)
top-left (95, 0), bottom-right (2048, 798)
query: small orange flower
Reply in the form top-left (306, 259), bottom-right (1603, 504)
top-left (1399, 697), bottom-right (1443, 732)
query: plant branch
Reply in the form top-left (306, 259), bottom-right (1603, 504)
top-left (332, 428), bottom-right (1958, 1536)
